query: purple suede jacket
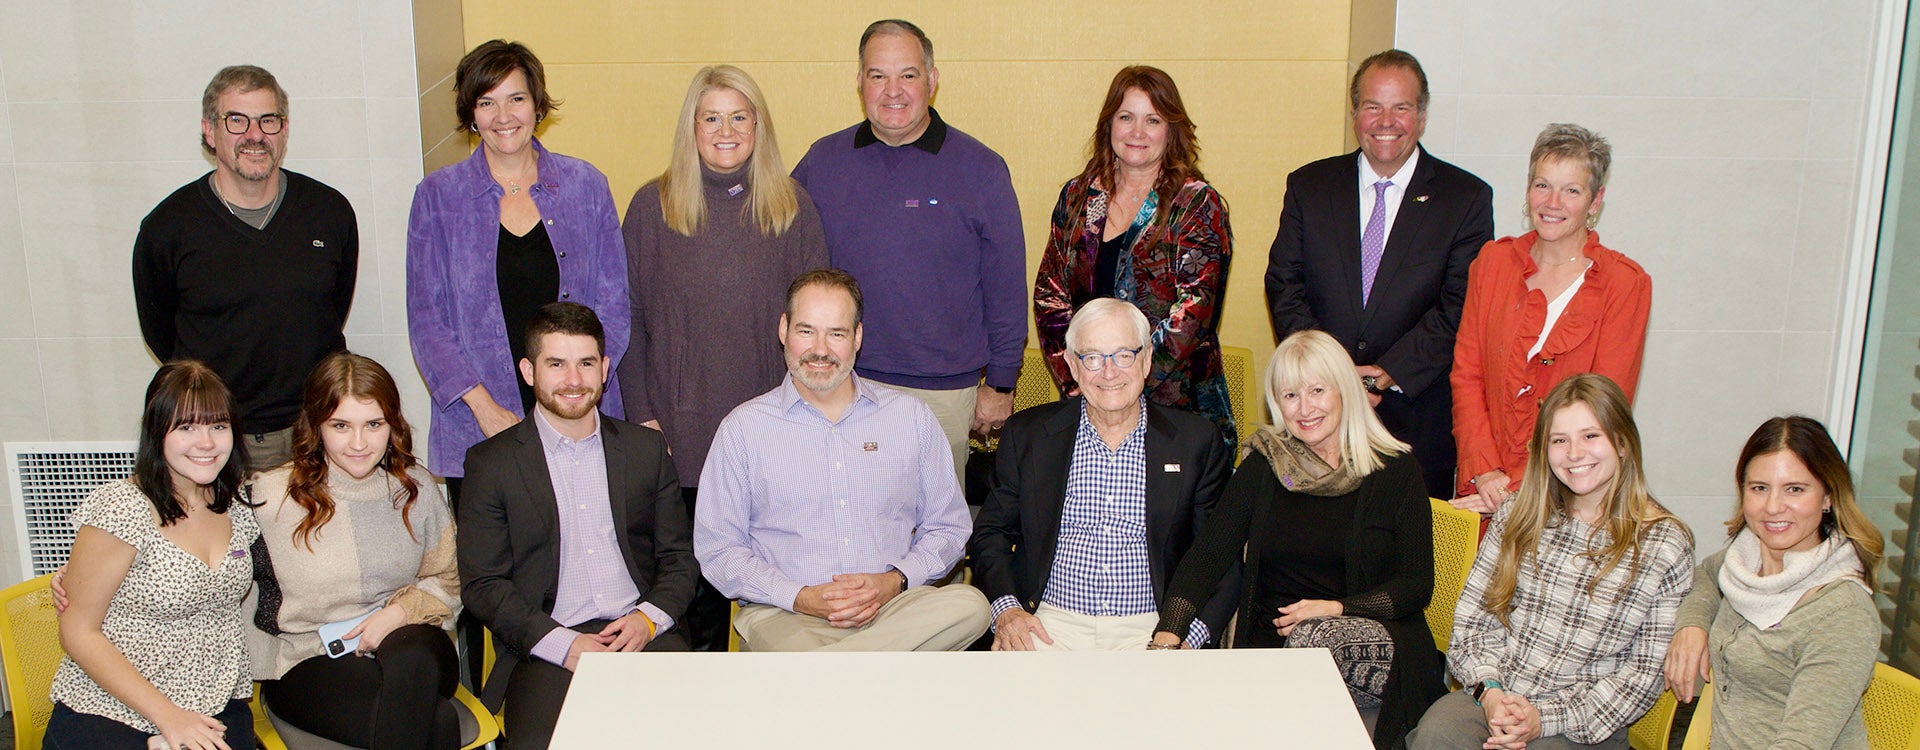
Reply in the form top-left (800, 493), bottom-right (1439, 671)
top-left (407, 140), bottom-right (630, 477)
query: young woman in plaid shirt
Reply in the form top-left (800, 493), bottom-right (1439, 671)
top-left (1409, 374), bottom-right (1693, 750)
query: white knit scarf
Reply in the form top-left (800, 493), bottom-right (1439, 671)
top-left (1719, 529), bottom-right (1866, 629)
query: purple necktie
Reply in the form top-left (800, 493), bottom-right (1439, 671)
top-left (1360, 179), bottom-right (1391, 306)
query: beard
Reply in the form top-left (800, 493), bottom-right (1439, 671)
top-left (788, 353), bottom-right (852, 394)
top-left (535, 385), bottom-right (601, 421)
top-left (229, 138), bottom-right (282, 182)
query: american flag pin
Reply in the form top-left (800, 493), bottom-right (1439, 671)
top-left (1413, 195), bottom-right (1431, 202)
top-left (727, 184), bottom-right (744, 197)
top-left (1164, 463), bottom-right (1181, 472)
top-left (904, 199), bottom-right (919, 208)
top-left (864, 442), bottom-right (879, 452)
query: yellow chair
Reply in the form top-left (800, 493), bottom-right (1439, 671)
top-left (0, 574), bottom-right (61, 750)
top-left (254, 652), bottom-right (499, 750)
top-left (1219, 345), bottom-right (1256, 451)
top-left (1865, 661), bottom-right (1920, 750)
top-left (1012, 348), bottom-right (1061, 415)
top-left (1628, 689), bottom-right (1680, 750)
top-left (1679, 683), bottom-right (1712, 750)
top-left (728, 601), bottom-right (743, 652)
top-left (1426, 499), bottom-right (1480, 653)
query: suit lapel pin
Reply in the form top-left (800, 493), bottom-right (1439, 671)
top-left (1413, 195), bottom-right (1431, 202)
top-left (1163, 463), bottom-right (1181, 472)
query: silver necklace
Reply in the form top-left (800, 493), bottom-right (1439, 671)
top-left (209, 177), bottom-right (242, 217)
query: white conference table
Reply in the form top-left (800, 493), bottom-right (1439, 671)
top-left (550, 647), bottom-right (1372, 748)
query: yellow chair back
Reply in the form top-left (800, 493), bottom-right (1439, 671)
top-left (1629, 689), bottom-right (1680, 750)
top-left (1012, 349), bottom-right (1060, 415)
top-left (1679, 683), bottom-right (1713, 750)
top-left (1219, 345), bottom-right (1256, 450)
top-left (0, 574), bottom-right (61, 750)
top-left (1866, 661), bottom-right (1920, 750)
top-left (1426, 499), bottom-right (1479, 653)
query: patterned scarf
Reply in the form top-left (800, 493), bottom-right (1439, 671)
top-left (1248, 426), bottom-right (1363, 497)
top-left (1719, 529), bottom-right (1865, 629)
top-left (1109, 190), bottom-right (1159, 303)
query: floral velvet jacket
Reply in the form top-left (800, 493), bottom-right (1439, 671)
top-left (1034, 175), bottom-right (1234, 446)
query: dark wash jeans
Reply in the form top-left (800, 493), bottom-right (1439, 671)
top-left (46, 699), bottom-right (255, 749)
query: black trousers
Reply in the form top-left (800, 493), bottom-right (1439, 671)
top-left (445, 477), bottom-right (489, 695)
top-left (499, 622), bottom-right (688, 750)
top-left (46, 699), bottom-right (254, 749)
top-left (1373, 383), bottom-right (1457, 498)
top-left (261, 623), bottom-right (461, 750)
top-left (680, 486), bottom-right (732, 652)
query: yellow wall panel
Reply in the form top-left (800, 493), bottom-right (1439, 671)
top-left (463, 1), bottom-right (1349, 63)
top-left (459, 1), bottom-right (1383, 428)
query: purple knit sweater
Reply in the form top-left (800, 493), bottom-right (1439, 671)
top-left (616, 167), bottom-right (828, 486)
top-left (791, 112), bottom-right (1026, 390)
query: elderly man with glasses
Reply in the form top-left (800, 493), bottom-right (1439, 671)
top-left (968, 298), bottom-right (1237, 651)
top-left (133, 64), bottom-right (358, 471)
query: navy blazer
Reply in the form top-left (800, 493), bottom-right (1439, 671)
top-left (1263, 146), bottom-right (1494, 399)
top-left (456, 414), bottom-right (696, 683)
top-left (968, 398), bottom-right (1239, 640)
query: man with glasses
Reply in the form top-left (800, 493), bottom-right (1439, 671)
top-left (133, 65), bottom-right (358, 471)
top-left (968, 298), bottom-right (1236, 651)
top-left (791, 19), bottom-right (1025, 484)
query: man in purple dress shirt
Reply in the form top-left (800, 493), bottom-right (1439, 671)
top-left (457, 302), bottom-right (696, 750)
top-left (695, 269), bottom-right (990, 651)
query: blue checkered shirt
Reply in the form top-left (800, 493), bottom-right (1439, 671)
top-left (989, 400), bottom-right (1210, 647)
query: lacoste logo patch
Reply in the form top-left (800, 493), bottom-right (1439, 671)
top-left (864, 442), bottom-right (879, 452)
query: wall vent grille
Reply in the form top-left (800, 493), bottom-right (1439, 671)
top-left (6, 442), bottom-right (136, 580)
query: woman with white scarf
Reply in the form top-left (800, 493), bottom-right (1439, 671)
top-left (1663, 416), bottom-right (1884, 749)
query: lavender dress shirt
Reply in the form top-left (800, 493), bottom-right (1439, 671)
top-left (406, 139), bottom-right (630, 477)
top-left (525, 410), bottom-right (673, 665)
top-left (693, 374), bottom-right (971, 611)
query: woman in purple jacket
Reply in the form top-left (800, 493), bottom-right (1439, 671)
top-left (406, 40), bottom-right (628, 498)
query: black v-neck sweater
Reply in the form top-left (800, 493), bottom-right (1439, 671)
top-left (133, 170), bottom-right (358, 433)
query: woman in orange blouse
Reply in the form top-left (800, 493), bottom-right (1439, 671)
top-left (1450, 124), bottom-right (1650, 514)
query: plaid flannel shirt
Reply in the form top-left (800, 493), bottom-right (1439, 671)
top-left (1448, 503), bottom-right (1693, 743)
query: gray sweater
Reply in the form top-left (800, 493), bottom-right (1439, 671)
top-left (1675, 549), bottom-right (1877, 750)
top-left (615, 167), bottom-right (828, 485)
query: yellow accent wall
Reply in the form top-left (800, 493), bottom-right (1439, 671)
top-left (458, 1), bottom-right (1384, 426)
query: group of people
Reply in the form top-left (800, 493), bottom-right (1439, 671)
top-left (41, 15), bottom-right (1889, 750)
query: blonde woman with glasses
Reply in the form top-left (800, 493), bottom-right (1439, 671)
top-left (614, 65), bottom-right (826, 652)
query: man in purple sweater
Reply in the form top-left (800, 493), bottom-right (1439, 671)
top-left (792, 19), bottom-right (1026, 483)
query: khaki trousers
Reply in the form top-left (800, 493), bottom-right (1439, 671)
top-left (243, 426), bottom-right (295, 474)
top-left (735, 584), bottom-right (991, 652)
top-left (1028, 603), bottom-right (1156, 651)
top-left (1407, 690), bottom-right (1628, 750)
top-left (886, 383), bottom-right (976, 489)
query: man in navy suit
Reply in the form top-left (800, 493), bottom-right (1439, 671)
top-left (969, 299), bottom-right (1236, 651)
top-left (1264, 49), bottom-right (1494, 498)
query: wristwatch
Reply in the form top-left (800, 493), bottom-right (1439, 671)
top-left (1469, 679), bottom-right (1504, 705)
top-left (889, 566), bottom-right (909, 593)
top-left (990, 384), bottom-right (1014, 394)
top-left (1361, 375), bottom-right (1385, 395)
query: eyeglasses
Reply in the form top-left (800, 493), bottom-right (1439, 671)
top-left (220, 112), bottom-right (286, 135)
top-left (1075, 346), bottom-right (1144, 372)
top-left (699, 112), bottom-right (755, 134)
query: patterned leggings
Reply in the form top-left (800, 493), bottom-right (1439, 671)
top-left (1289, 616), bottom-right (1394, 708)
